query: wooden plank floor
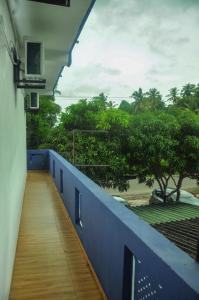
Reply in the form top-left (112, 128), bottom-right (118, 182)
top-left (9, 172), bottom-right (105, 300)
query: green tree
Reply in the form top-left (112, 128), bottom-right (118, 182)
top-left (26, 95), bottom-right (61, 149)
top-left (60, 99), bottom-right (96, 130)
top-left (26, 84), bottom-right (199, 198)
top-left (131, 88), bottom-right (164, 113)
top-left (60, 94), bottom-right (110, 131)
top-left (128, 112), bottom-right (179, 202)
top-left (51, 104), bottom-right (131, 191)
top-left (172, 109), bottom-right (199, 184)
top-left (95, 109), bottom-right (131, 190)
top-left (170, 83), bottom-right (199, 112)
top-left (194, 84), bottom-right (199, 98)
top-left (119, 100), bottom-right (132, 113)
top-left (145, 88), bottom-right (162, 101)
top-left (167, 87), bottom-right (179, 104)
top-left (180, 83), bottom-right (195, 97)
top-left (131, 88), bottom-right (144, 101)
top-left (128, 111), bottom-right (199, 203)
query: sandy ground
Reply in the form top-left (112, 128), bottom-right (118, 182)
top-left (104, 176), bottom-right (199, 206)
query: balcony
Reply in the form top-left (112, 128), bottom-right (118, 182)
top-left (10, 150), bottom-right (199, 300)
top-left (9, 171), bottom-right (105, 300)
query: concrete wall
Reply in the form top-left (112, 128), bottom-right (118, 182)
top-left (0, 1), bottom-right (26, 299)
top-left (27, 150), bottom-right (199, 300)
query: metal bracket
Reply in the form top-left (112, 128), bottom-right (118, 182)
top-left (14, 61), bottom-right (46, 89)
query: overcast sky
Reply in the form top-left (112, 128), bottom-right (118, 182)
top-left (56, 0), bottom-right (199, 108)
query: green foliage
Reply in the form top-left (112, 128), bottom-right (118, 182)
top-left (60, 100), bottom-right (97, 130)
top-left (131, 88), bottom-right (144, 101)
top-left (97, 108), bottom-right (130, 131)
top-left (167, 87), bottom-right (179, 104)
top-left (130, 88), bottom-right (165, 113)
top-left (60, 94), bottom-right (110, 131)
top-left (173, 110), bottom-right (199, 178)
top-left (128, 110), bottom-right (199, 202)
top-left (26, 95), bottom-right (61, 149)
top-left (60, 101), bottom-right (131, 190)
top-left (180, 83), bottom-right (196, 97)
top-left (119, 100), bottom-right (132, 113)
top-left (145, 88), bottom-right (162, 101)
top-left (128, 112), bottom-right (179, 176)
top-left (167, 83), bottom-right (199, 112)
top-left (26, 84), bottom-right (199, 198)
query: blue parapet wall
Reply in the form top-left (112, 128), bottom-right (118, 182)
top-left (27, 149), bottom-right (49, 170)
top-left (27, 149), bottom-right (199, 300)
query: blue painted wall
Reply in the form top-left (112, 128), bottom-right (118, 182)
top-left (27, 150), bottom-right (199, 300)
top-left (27, 150), bottom-right (49, 170)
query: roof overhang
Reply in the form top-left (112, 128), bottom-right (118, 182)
top-left (8, 0), bottom-right (96, 93)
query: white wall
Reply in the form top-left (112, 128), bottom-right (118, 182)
top-left (0, 1), bottom-right (26, 299)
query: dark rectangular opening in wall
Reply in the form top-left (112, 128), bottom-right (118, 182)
top-left (53, 160), bottom-right (55, 178)
top-left (26, 42), bottom-right (41, 75)
top-left (123, 246), bottom-right (135, 300)
top-left (75, 188), bottom-right (83, 227)
top-left (60, 169), bottom-right (63, 194)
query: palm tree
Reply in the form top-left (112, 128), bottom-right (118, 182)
top-left (193, 84), bottom-right (199, 98)
top-left (131, 88), bottom-right (144, 101)
top-left (145, 88), bottom-right (162, 100)
top-left (167, 87), bottom-right (179, 104)
top-left (180, 83), bottom-right (195, 97)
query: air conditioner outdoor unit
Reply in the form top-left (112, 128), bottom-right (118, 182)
top-left (29, 92), bottom-right (39, 110)
top-left (25, 41), bottom-right (44, 78)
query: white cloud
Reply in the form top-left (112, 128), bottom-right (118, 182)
top-left (56, 0), bottom-right (199, 108)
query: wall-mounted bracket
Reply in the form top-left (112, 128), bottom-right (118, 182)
top-left (14, 61), bottom-right (46, 89)
top-left (17, 78), bottom-right (46, 89)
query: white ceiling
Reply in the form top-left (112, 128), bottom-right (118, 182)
top-left (8, 0), bottom-right (95, 93)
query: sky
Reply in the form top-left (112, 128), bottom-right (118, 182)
top-left (55, 0), bottom-right (199, 108)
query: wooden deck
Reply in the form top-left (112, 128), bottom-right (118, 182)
top-left (9, 172), bottom-right (105, 300)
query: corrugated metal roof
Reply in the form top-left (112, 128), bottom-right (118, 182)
top-left (128, 203), bottom-right (199, 260)
top-left (153, 218), bottom-right (199, 260)
top-left (130, 203), bottom-right (199, 224)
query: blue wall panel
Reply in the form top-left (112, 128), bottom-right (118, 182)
top-left (27, 150), bottom-right (199, 300)
top-left (27, 150), bottom-right (49, 170)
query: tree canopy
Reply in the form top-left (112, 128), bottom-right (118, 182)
top-left (26, 83), bottom-right (199, 202)
top-left (27, 95), bottom-right (61, 149)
